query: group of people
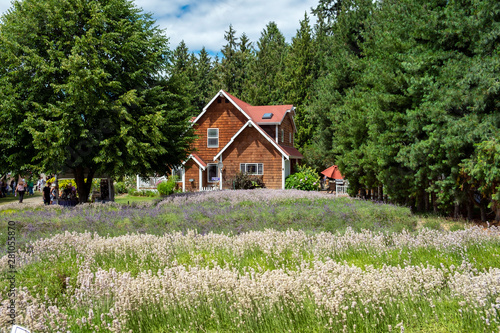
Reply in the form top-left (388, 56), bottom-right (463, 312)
top-left (1, 174), bottom-right (80, 205)
top-left (0, 175), bottom-right (59, 204)
top-left (0, 178), bottom-right (36, 203)
top-left (41, 182), bottom-right (58, 205)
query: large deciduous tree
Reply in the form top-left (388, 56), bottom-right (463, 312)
top-left (0, 0), bottom-right (194, 203)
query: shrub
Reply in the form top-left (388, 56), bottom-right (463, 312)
top-left (285, 165), bottom-right (320, 191)
top-left (157, 176), bottom-right (178, 196)
top-left (114, 182), bottom-right (128, 194)
top-left (232, 172), bottom-right (265, 190)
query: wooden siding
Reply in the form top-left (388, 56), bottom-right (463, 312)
top-left (278, 113), bottom-right (295, 147)
top-left (191, 97), bottom-right (248, 163)
top-left (260, 125), bottom-right (276, 142)
top-left (184, 160), bottom-right (199, 192)
top-left (220, 126), bottom-right (283, 189)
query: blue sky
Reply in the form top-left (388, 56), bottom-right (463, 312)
top-left (0, 0), bottom-right (318, 56)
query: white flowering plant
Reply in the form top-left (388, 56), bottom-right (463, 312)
top-left (285, 165), bottom-right (320, 191)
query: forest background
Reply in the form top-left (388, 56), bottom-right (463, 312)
top-left (172, 0), bottom-right (500, 221)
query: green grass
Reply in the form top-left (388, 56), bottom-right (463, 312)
top-left (114, 193), bottom-right (161, 204)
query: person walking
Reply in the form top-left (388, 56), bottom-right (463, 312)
top-left (16, 180), bottom-right (26, 203)
top-left (10, 179), bottom-right (15, 196)
top-left (27, 178), bottom-right (34, 196)
top-left (40, 177), bottom-right (46, 192)
top-left (50, 184), bottom-right (57, 204)
top-left (43, 182), bottom-right (51, 205)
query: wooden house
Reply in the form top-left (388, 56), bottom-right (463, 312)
top-left (177, 90), bottom-right (303, 191)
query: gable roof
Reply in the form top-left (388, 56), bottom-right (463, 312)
top-left (193, 90), bottom-right (303, 161)
top-left (192, 90), bottom-right (295, 128)
top-left (214, 120), bottom-right (292, 161)
top-left (183, 153), bottom-right (207, 170)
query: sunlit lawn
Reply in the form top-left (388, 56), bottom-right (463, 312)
top-left (114, 193), bottom-right (160, 204)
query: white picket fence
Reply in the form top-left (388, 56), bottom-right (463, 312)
top-left (201, 186), bottom-right (219, 192)
top-left (136, 176), bottom-right (167, 190)
top-left (336, 184), bottom-right (349, 196)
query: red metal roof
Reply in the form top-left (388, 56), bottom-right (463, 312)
top-left (320, 165), bottom-right (344, 180)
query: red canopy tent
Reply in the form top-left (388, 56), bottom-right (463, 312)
top-left (320, 165), bottom-right (343, 180)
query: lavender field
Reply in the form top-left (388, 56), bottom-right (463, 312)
top-left (0, 190), bottom-right (499, 332)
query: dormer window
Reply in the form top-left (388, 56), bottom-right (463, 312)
top-left (207, 128), bottom-right (219, 148)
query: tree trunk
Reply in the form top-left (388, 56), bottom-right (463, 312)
top-left (73, 167), bottom-right (95, 203)
top-left (379, 186), bottom-right (384, 201)
top-left (466, 199), bottom-right (473, 221)
top-left (493, 201), bottom-right (500, 223)
top-left (416, 189), bottom-right (424, 213)
top-left (424, 190), bottom-right (429, 212)
top-left (453, 201), bottom-right (460, 219)
top-left (480, 205), bottom-right (487, 222)
top-left (432, 192), bottom-right (438, 213)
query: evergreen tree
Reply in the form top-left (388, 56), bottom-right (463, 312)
top-left (233, 33), bottom-right (254, 99)
top-left (192, 47), bottom-right (218, 110)
top-left (282, 13), bottom-right (317, 147)
top-left (245, 22), bottom-right (288, 105)
top-left (219, 24), bottom-right (239, 94)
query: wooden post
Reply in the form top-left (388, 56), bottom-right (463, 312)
top-left (55, 174), bottom-right (59, 205)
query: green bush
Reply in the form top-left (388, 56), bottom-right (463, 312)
top-left (232, 172), bottom-right (265, 189)
top-left (114, 182), bottom-right (128, 194)
top-left (128, 189), bottom-right (158, 197)
top-left (157, 176), bottom-right (178, 196)
top-left (285, 165), bottom-right (320, 191)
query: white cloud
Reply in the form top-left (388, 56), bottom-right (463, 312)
top-left (0, 0), bottom-right (318, 54)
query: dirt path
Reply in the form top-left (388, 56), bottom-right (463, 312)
top-left (0, 194), bottom-right (44, 210)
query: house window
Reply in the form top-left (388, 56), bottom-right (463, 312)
top-left (207, 128), bottom-right (219, 148)
top-left (240, 163), bottom-right (264, 175)
top-left (281, 129), bottom-right (284, 143)
top-left (207, 164), bottom-right (219, 183)
top-left (289, 132), bottom-right (292, 144)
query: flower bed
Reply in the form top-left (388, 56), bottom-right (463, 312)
top-left (0, 190), bottom-right (498, 332)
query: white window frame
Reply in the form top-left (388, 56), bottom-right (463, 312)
top-left (207, 163), bottom-right (219, 183)
top-left (240, 163), bottom-right (264, 175)
top-left (207, 128), bottom-right (219, 148)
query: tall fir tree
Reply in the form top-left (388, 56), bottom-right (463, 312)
top-left (192, 47), bottom-right (218, 111)
top-left (245, 22), bottom-right (288, 105)
top-left (281, 13), bottom-right (317, 148)
top-left (219, 25), bottom-right (239, 94)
